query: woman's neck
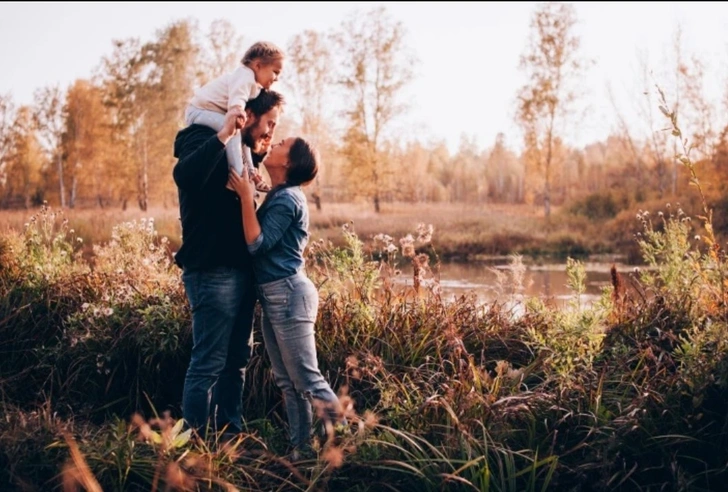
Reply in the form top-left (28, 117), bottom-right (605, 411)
top-left (268, 169), bottom-right (287, 188)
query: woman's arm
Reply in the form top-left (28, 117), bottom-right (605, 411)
top-left (227, 171), bottom-right (296, 255)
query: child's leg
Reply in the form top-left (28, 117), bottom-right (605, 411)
top-left (242, 145), bottom-right (254, 176)
top-left (184, 105), bottom-right (244, 174)
top-left (225, 134), bottom-right (244, 175)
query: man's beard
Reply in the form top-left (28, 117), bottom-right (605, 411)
top-left (242, 121), bottom-right (269, 154)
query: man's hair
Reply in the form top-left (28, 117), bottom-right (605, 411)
top-left (286, 138), bottom-right (319, 186)
top-left (241, 41), bottom-right (285, 66)
top-left (245, 89), bottom-right (285, 118)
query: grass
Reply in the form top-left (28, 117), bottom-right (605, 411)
top-left (0, 201), bottom-right (612, 264)
top-left (2, 193), bottom-right (728, 490)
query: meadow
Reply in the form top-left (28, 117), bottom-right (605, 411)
top-left (0, 199), bottom-right (641, 267)
top-left (1, 179), bottom-right (728, 491)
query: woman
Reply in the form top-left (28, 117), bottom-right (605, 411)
top-left (228, 137), bottom-right (341, 460)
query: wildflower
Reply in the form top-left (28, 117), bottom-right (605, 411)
top-left (103, 308), bottom-right (114, 317)
top-left (416, 223), bottom-right (434, 244)
top-left (323, 446), bottom-right (345, 468)
top-left (81, 303), bottom-right (90, 311)
top-left (363, 410), bottom-right (378, 429)
top-left (400, 234), bottom-right (415, 257)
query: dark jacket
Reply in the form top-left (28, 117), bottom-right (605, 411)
top-left (172, 124), bottom-right (252, 274)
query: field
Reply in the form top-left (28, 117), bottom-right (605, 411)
top-left (2, 200), bottom-right (728, 491)
top-left (0, 200), bottom-right (621, 264)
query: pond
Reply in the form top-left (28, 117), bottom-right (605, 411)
top-left (394, 257), bottom-right (639, 308)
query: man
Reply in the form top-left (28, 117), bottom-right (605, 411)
top-left (172, 89), bottom-right (284, 439)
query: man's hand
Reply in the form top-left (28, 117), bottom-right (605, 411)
top-left (217, 107), bottom-right (246, 145)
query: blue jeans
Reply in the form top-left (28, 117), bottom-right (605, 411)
top-left (258, 272), bottom-right (340, 450)
top-left (181, 266), bottom-right (256, 437)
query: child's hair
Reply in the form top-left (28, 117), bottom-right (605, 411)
top-left (241, 41), bottom-right (285, 66)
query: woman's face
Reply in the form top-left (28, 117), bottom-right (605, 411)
top-left (263, 137), bottom-right (295, 170)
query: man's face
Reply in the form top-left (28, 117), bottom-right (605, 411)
top-left (242, 107), bottom-right (280, 154)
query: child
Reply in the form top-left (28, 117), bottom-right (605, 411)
top-left (184, 41), bottom-right (285, 191)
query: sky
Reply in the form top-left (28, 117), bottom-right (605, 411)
top-left (1, 1), bottom-right (727, 154)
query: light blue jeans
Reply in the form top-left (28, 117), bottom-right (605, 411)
top-left (257, 271), bottom-right (340, 450)
top-left (184, 104), bottom-right (252, 176)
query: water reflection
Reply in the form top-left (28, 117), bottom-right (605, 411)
top-left (395, 260), bottom-right (636, 307)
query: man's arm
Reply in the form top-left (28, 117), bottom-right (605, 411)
top-left (173, 108), bottom-right (244, 191)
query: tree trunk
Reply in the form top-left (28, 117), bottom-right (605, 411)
top-left (69, 175), bottom-right (77, 209)
top-left (374, 192), bottom-right (380, 213)
top-left (138, 141), bottom-right (149, 212)
top-left (57, 154), bottom-right (66, 208)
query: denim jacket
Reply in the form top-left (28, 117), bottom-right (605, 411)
top-left (247, 185), bottom-right (309, 285)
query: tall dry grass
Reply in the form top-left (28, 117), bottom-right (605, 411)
top-left (1, 189), bottom-right (728, 490)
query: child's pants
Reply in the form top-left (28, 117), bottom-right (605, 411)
top-left (184, 105), bottom-right (254, 176)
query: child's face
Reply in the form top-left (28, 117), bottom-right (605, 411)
top-left (254, 58), bottom-right (284, 90)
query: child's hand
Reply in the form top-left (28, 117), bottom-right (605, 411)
top-left (227, 167), bottom-right (255, 202)
top-left (230, 105), bottom-right (247, 130)
top-left (218, 107), bottom-right (245, 144)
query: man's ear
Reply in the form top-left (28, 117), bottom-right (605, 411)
top-left (243, 109), bottom-right (255, 129)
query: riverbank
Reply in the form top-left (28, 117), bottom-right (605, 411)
top-left (0, 201), bottom-right (649, 263)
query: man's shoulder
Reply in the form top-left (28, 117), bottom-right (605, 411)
top-left (177, 123), bottom-right (217, 139)
top-left (173, 124), bottom-right (219, 158)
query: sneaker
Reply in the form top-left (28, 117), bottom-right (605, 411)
top-left (255, 181), bottom-right (272, 193)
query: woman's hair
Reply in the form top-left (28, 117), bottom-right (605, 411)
top-left (286, 138), bottom-right (319, 186)
top-left (241, 41), bottom-right (285, 66)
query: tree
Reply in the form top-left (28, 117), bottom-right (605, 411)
top-left (286, 29), bottom-right (334, 210)
top-left (2, 106), bottom-right (44, 208)
top-left (33, 85), bottom-right (66, 207)
top-left (63, 79), bottom-right (110, 208)
top-left (332, 6), bottom-right (417, 213)
top-left (0, 94), bottom-right (16, 193)
top-left (144, 19), bottom-right (201, 208)
top-left (97, 37), bottom-right (149, 209)
top-left (200, 19), bottom-right (244, 82)
top-left (516, 2), bottom-right (589, 220)
top-left (486, 133), bottom-right (523, 203)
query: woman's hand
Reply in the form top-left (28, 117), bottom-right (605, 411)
top-left (228, 167), bottom-right (255, 202)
